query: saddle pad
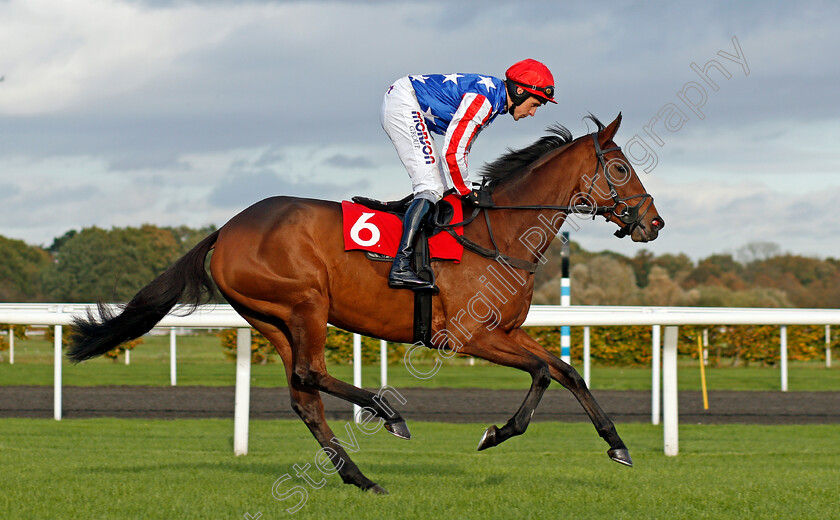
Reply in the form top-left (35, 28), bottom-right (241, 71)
top-left (342, 193), bottom-right (464, 261)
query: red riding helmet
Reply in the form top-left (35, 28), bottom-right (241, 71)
top-left (505, 58), bottom-right (557, 107)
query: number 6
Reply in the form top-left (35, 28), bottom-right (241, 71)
top-left (350, 213), bottom-right (380, 247)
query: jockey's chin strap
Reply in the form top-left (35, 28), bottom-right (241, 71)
top-left (439, 132), bottom-right (654, 273)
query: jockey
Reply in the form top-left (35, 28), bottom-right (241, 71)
top-left (381, 58), bottom-right (557, 290)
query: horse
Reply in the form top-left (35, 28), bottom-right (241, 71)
top-left (68, 113), bottom-right (664, 494)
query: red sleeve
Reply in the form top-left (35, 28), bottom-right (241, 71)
top-left (441, 93), bottom-right (494, 195)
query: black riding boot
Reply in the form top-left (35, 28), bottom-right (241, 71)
top-left (388, 198), bottom-right (434, 290)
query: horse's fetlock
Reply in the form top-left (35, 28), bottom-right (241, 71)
top-left (503, 417), bottom-right (528, 436)
top-left (597, 424), bottom-right (617, 439)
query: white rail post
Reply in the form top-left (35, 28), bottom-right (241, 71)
top-left (125, 348), bottom-right (130, 365)
top-left (652, 325), bottom-right (661, 425)
top-left (54, 322), bottom-right (62, 421)
top-left (380, 339), bottom-right (387, 387)
top-left (353, 333), bottom-right (362, 422)
top-left (583, 326), bottom-right (591, 388)
top-left (170, 327), bottom-right (177, 386)
top-left (233, 327), bottom-right (251, 455)
top-left (826, 325), bottom-right (832, 369)
top-left (9, 325), bottom-right (14, 364)
top-left (780, 325), bottom-right (788, 392)
top-left (662, 326), bottom-right (679, 456)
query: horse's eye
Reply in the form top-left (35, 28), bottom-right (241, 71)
top-left (615, 165), bottom-right (628, 174)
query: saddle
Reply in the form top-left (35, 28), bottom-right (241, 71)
top-left (351, 194), bottom-right (456, 239)
top-left (350, 193), bottom-right (413, 213)
top-left (344, 192), bottom-right (463, 261)
top-left (346, 191), bottom-right (463, 346)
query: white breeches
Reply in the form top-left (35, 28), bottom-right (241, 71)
top-left (380, 76), bottom-right (446, 202)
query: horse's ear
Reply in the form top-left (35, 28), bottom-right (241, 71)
top-left (598, 112), bottom-right (622, 146)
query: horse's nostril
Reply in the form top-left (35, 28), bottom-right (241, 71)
top-left (651, 217), bottom-right (664, 230)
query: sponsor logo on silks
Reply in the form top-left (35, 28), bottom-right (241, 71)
top-left (411, 111), bottom-right (436, 165)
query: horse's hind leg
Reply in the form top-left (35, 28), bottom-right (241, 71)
top-left (287, 297), bottom-right (411, 439)
top-left (244, 314), bottom-right (388, 493)
top-left (287, 384), bottom-right (388, 493)
top-left (457, 330), bottom-right (552, 450)
top-left (512, 329), bottom-right (633, 467)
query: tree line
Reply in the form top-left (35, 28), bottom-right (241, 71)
top-left (0, 224), bottom-right (216, 303)
top-left (533, 240), bottom-right (840, 308)
top-left (526, 240), bottom-right (838, 366)
top-left (1, 224), bottom-right (838, 309)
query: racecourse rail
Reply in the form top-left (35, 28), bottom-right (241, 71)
top-left (0, 303), bottom-right (837, 457)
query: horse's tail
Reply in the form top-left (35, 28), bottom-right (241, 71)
top-left (67, 230), bottom-right (220, 363)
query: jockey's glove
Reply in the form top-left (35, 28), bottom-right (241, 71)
top-left (464, 189), bottom-right (493, 208)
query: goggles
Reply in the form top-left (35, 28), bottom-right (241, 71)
top-left (510, 80), bottom-right (555, 100)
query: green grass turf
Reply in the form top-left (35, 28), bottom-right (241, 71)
top-left (0, 418), bottom-right (837, 519)
top-left (2, 334), bottom-right (838, 391)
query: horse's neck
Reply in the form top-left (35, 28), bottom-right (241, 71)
top-left (489, 143), bottom-right (586, 263)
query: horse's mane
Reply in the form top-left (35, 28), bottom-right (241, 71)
top-left (480, 114), bottom-right (605, 185)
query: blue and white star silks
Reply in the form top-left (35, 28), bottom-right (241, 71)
top-left (477, 75), bottom-right (497, 90)
top-left (442, 73), bottom-right (464, 84)
top-left (421, 105), bottom-right (438, 126)
top-left (409, 73), bottom-right (507, 135)
top-left (407, 73), bottom-right (508, 195)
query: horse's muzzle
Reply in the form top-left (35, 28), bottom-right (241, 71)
top-left (631, 215), bottom-right (664, 243)
top-left (651, 217), bottom-right (665, 231)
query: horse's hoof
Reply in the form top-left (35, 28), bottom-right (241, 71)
top-left (384, 420), bottom-right (411, 440)
top-left (477, 425), bottom-right (498, 451)
top-left (608, 447), bottom-right (633, 467)
top-left (367, 484), bottom-right (389, 495)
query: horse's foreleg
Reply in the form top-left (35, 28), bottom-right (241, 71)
top-left (512, 329), bottom-right (633, 467)
top-left (243, 314), bottom-right (388, 493)
top-left (458, 331), bottom-right (551, 450)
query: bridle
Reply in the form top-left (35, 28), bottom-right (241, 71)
top-left (440, 133), bottom-right (659, 272)
top-left (587, 133), bottom-right (655, 239)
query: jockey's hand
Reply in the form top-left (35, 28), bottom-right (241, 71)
top-left (464, 189), bottom-right (481, 206)
top-left (464, 189), bottom-right (492, 208)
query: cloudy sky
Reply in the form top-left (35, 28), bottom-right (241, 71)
top-left (1, 0), bottom-right (838, 261)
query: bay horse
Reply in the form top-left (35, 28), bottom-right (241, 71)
top-left (69, 113), bottom-right (664, 494)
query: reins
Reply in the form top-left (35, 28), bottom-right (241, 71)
top-left (439, 132), bottom-right (654, 273)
